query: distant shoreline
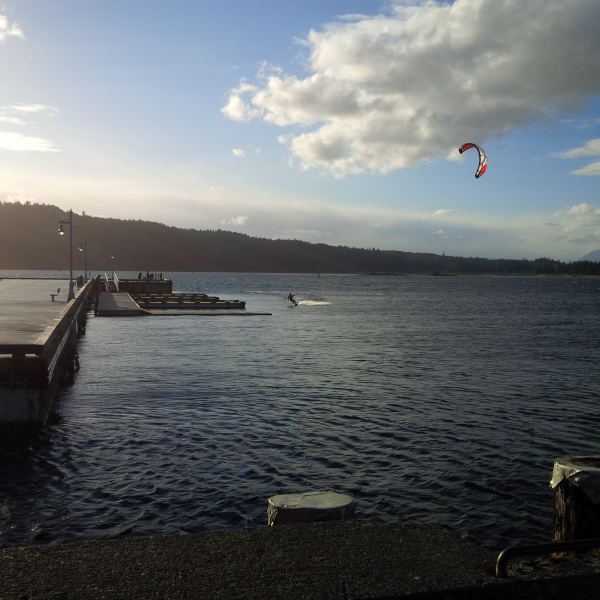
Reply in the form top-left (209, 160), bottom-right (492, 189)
top-left (1, 270), bottom-right (600, 278)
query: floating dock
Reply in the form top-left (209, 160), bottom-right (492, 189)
top-left (95, 278), bottom-right (269, 317)
top-left (0, 279), bottom-right (93, 424)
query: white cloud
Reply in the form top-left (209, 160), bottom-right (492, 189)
top-left (222, 215), bottom-right (249, 226)
top-left (223, 0), bottom-right (600, 177)
top-left (0, 14), bottom-right (23, 42)
top-left (0, 130), bottom-right (60, 152)
top-left (232, 147), bottom-right (246, 157)
top-left (566, 202), bottom-right (597, 216)
top-left (10, 104), bottom-right (58, 115)
top-left (559, 138), bottom-right (600, 158)
top-left (221, 82), bottom-right (261, 121)
top-left (0, 104), bottom-right (57, 126)
top-left (558, 138), bottom-right (600, 175)
top-left (431, 208), bottom-right (455, 217)
top-left (571, 161), bottom-right (600, 176)
top-left (0, 115), bottom-right (25, 125)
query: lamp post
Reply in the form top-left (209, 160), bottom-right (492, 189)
top-left (77, 241), bottom-right (88, 281)
top-left (57, 209), bottom-right (75, 300)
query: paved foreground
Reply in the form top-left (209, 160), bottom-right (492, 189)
top-left (1, 521), bottom-right (600, 599)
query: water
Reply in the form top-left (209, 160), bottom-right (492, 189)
top-left (1, 271), bottom-right (599, 549)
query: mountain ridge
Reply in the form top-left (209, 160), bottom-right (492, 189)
top-left (1, 201), bottom-right (599, 275)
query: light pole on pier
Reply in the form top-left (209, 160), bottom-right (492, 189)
top-left (57, 209), bottom-right (75, 301)
top-left (77, 241), bottom-right (88, 281)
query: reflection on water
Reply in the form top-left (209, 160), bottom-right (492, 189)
top-left (1, 272), bottom-right (599, 549)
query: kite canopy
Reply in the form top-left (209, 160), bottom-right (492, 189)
top-left (459, 142), bottom-right (488, 179)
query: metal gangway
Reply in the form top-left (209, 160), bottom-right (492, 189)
top-left (103, 272), bottom-right (120, 293)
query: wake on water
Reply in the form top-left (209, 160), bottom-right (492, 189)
top-left (297, 300), bottom-right (331, 306)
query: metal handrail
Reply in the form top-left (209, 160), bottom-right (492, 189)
top-left (496, 537), bottom-right (600, 577)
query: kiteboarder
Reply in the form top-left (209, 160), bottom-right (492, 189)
top-left (287, 292), bottom-right (298, 306)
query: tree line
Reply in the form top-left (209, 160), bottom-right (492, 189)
top-left (1, 201), bottom-right (599, 275)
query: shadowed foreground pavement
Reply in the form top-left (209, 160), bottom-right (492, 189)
top-left (1, 521), bottom-right (600, 599)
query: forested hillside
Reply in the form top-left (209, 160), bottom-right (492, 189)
top-left (1, 202), bottom-right (598, 274)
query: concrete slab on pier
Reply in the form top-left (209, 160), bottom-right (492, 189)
top-left (96, 292), bottom-right (148, 317)
top-left (0, 279), bottom-right (69, 349)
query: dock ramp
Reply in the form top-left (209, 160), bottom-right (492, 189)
top-left (96, 292), bottom-right (148, 317)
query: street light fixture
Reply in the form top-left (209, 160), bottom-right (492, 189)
top-left (57, 209), bottom-right (75, 300)
top-left (77, 241), bottom-right (88, 281)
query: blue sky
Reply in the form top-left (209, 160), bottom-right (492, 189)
top-left (1, 1), bottom-right (599, 260)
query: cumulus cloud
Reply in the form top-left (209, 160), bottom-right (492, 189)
top-left (223, 0), bottom-right (600, 177)
top-left (566, 202), bottom-right (597, 216)
top-left (232, 147), bottom-right (246, 157)
top-left (222, 215), bottom-right (249, 226)
top-left (0, 131), bottom-right (60, 152)
top-left (221, 82), bottom-right (260, 121)
top-left (550, 203), bottom-right (600, 246)
top-left (0, 14), bottom-right (23, 42)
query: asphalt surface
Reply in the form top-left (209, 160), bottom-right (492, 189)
top-left (1, 521), bottom-right (600, 599)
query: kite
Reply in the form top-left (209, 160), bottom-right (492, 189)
top-left (458, 142), bottom-right (487, 179)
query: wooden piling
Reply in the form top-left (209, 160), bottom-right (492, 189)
top-left (552, 456), bottom-right (600, 541)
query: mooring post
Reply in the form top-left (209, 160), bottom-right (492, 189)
top-left (551, 456), bottom-right (600, 541)
top-left (267, 491), bottom-right (356, 526)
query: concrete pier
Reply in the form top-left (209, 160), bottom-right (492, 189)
top-left (0, 278), bottom-right (93, 425)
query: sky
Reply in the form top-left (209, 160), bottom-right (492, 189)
top-left (1, 0), bottom-right (599, 261)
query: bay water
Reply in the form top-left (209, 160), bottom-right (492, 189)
top-left (1, 271), bottom-right (599, 549)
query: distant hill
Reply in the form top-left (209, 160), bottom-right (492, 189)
top-left (581, 250), bottom-right (600, 262)
top-left (1, 201), bottom-right (599, 275)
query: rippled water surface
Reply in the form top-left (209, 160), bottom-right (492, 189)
top-left (1, 271), bottom-right (600, 549)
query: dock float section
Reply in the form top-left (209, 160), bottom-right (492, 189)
top-left (96, 278), bottom-right (270, 316)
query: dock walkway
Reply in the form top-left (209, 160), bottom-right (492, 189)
top-left (0, 279), bottom-right (70, 349)
top-left (0, 278), bottom-right (93, 424)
